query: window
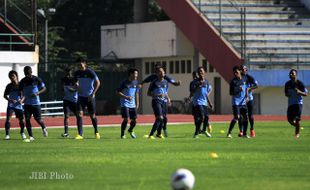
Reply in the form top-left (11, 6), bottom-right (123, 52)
top-left (209, 64), bottom-right (214, 73)
top-left (162, 61), bottom-right (167, 73)
top-left (187, 60), bottom-right (192, 73)
top-left (151, 62), bottom-right (155, 73)
top-left (145, 62), bottom-right (150, 74)
top-left (169, 61), bottom-right (174, 74)
top-left (181, 60), bottom-right (186, 73)
top-left (175, 60), bottom-right (180, 73)
top-left (202, 59), bottom-right (207, 72)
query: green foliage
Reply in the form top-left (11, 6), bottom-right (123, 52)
top-left (1, 121), bottom-right (310, 190)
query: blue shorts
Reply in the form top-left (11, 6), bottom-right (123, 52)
top-left (7, 107), bottom-right (24, 120)
top-left (193, 105), bottom-right (208, 120)
top-left (24, 105), bottom-right (42, 120)
top-left (63, 99), bottom-right (78, 116)
top-left (152, 99), bottom-right (168, 117)
top-left (77, 96), bottom-right (96, 115)
top-left (232, 105), bottom-right (248, 118)
top-left (121, 107), bottom-right (137, 119)
top-left (287, 104), bottom-right (302, 122)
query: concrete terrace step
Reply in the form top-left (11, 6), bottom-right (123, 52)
top-left (228, 35), bottom-right (310, 41)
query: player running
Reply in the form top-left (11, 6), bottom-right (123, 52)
top-left (19, 66), bottom-right (48, 141)
top-left (3, 71), bottom-right (26, 140)
top-left (117, 68), bottom-right (140, 139)
top-left (74, 58), bottom-right (101, 140)
top-left (189, 67), bottom-right (213, 138)
top-left (284, 69), bottom-right (308, 138)
top-left (61, 68), bottom-right (83, 138)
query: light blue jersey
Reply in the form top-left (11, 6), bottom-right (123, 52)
top-left (62, 76), bottom-right (78, 103)
top-left (190, 79), bottom-right (212, 106)
top-left (230, 77), bottom-right (247, 106)
top-left (148, 79), bottom-right (169, 103)
top-left (243, 74), bottom-right (258, 101)
top-left (19, 75), bottom-right (45, 105)
top-left (117, 79), bottom-right (139, 108)
top-left (4, 83), bottom-right (23, 110)
top-left (74, 68), bottom-right (99, 97)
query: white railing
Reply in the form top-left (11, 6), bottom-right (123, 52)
top-left (40, 101), bottom-right (63, 116)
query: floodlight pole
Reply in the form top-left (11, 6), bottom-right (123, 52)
top-left (44, 18), bottom-right (48, 72)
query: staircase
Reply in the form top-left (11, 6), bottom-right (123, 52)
top-left (155, 0), bottom-right (244, 82)
top-left (191, 0), bottom-right (310, 70)
top-left (0, 0), bottom-right (35, 51)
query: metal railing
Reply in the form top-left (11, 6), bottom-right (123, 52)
top-left (0, 33), bottom-right (34, 50)
top-left (41, 101), bottom-right (63, 116)
top-left (193, 0), bottom-right (247, 59)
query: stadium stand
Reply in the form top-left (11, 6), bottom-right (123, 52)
top-left (191, 0), bottom-right (310, 69)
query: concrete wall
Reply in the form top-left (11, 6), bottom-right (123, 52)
top-left (0, 48), bottom-right (39, 114)
top-left (101, 21), bottom-right (193, 59)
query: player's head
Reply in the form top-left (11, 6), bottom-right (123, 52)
top-left (156, 66), bottom-right (165, 79)
top-left (24, 66), bottom-right (32, 77)
top-left (76, 57), bottom-right (87, 71)
top-left (289, 69), bottom-right (297, 80)
top-left (192, 71), bottom-right (197, 80)
top-left (155, 63), bottom-right (163, 73)
top-left (240, 65), bottom-right (247, 75)
top-left (197, 66), bottom-right (205, 79)
top-left (128, 68), bottom-right (138, 80)
top-left (64, 67), bottom-right (73, 77)
top-left (233, 66), bottom-right (241, 78)
top-left (8, 70), bottom-right (18, 82)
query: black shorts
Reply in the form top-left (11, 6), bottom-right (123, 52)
top-left (121, 107), bottom-right (137, 119)
top-left (24, 105), bottom-right (42, 120)
top-left (152, 99), bottom-right (168, 117)
top-left (287, 104), bottom-right (302, 122)
top-left (247, 100), bottom-right (254, 117)
top-left (77, 96), bottom-right (96, 115)
top-left (63, 100), bottom-right (78, 116)
top-left (232, 105), bottom-right (248, 118)
top-left (6, 107), bottom-right (24, 120)
top-left (193, 105), bottom-right (208, 120)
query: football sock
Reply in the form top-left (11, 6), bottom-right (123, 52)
top-left (77, 116), bottom-right (83, 136)
top-left (162, 117), bottom-right (167, 131)
top-left (149, 119), bottom-right (161, 136)
top-left (5, 120), bottom-right (10, 136)
top-left (249, 116), bottom-right (254, 130)
top-left (19, 119), bottom-right (25, 134)
top-left (202, 117), bottom-right (209, 132)
top-left (91, 117), bottom-right (98, 133)
top-left (64, 117), bottom-right (69, 134)
top-left (128, 120), bottom-right (136, 132)
top-left (194, 119), bottom-right (202, 135)
top-left (121, 119), bottom-right (128, 136)
top-left (228, 119), bottom-right (237, 134)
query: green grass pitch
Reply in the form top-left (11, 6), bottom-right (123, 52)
top-left (0, 121), bottom-right (310, 190)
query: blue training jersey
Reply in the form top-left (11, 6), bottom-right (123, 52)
top-left (148, 79), bottom-right (169, 103)
top-left (230, 77), bottom-right (247, 106)
top-left (142, 74), bottom-right (176, 84)
top-left (74, 68), bottom-right (99, 97)
top-left (190, 78), bottom-right (212, 106)
top-left (117, 79), bottom-right (139, 108)
top-left (285, 80), bottom-right (308, 106)
top-left (62, 76), bottom-right (78, 103)
top-left (4, 83), bottom-right (23, 110)
top-left (243, 74), bottom-right (258, 101)
top-left (19, 75), bottom-right (45, 105)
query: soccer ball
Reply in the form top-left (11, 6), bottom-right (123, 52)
top-left (171, 168), bottom-right (195, 190)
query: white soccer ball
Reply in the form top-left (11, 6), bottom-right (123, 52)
top-left (171, 168), bottom-right (195, 190)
